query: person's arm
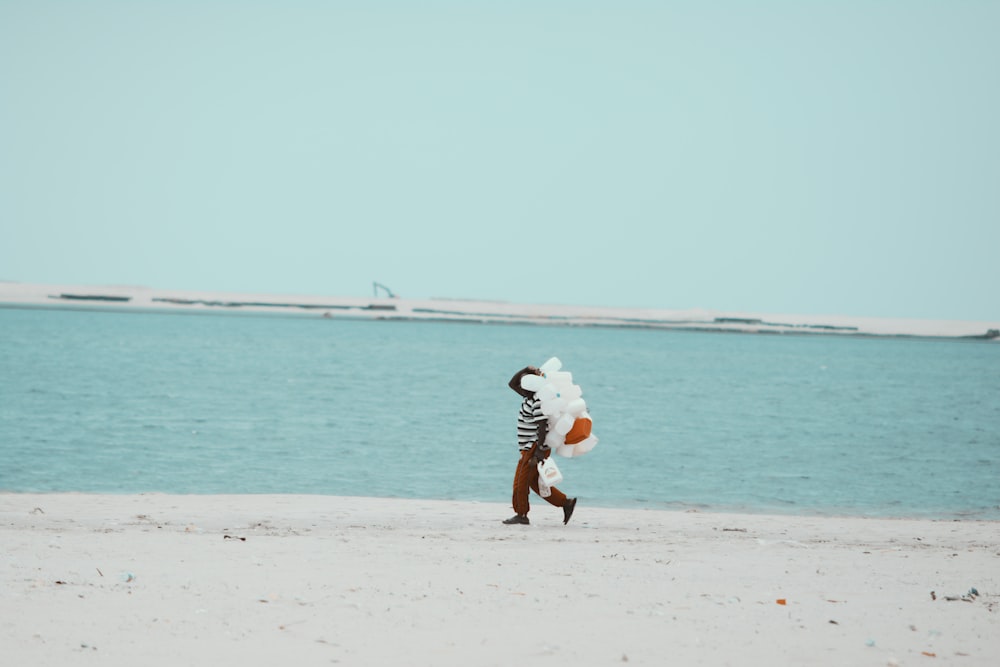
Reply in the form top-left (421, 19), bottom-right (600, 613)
top-left (535, 420), bottom-right (549, 457)
top-left (508, 366), bottom-right (538, 398)
top-left (531, 397), bottom-right (550, 461)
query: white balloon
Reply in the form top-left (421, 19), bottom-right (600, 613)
top-left (574, 435), bottom-right (598, 454)
top-left (565, 398), bottom-right (587, 416)
top-left (561, 384), bottom-right (583, 402)
top-left (554, 414), bottom-right (574, 435)
top-left (545, 371), bottom-right (573, 387)
top-left (555, 443), bottom-right (575, 458)
top-left (537, 384), bottom-right (557, 401)
top-left (545, 397), bottom-right (568, 416)
top-left (540, 357), bottom-right (562, 373)
top-left (520, 374), bottom-right (545, 392)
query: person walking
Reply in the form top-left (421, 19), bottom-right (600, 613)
top-left (503, 365), bottom-right (577, 525)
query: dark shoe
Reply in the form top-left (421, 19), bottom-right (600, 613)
top-left (563, 498), bottom-right (577, 525)
top-left (503, 514), bottom-right (530, 525)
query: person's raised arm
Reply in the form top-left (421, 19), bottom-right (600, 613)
top-left (508, 366), bottom-right (538, 398)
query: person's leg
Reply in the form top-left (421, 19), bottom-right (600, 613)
top-left (510, 449), bottom-right (533, 516)
top-left (529, 451), bottom-right (577, 524)
top-left (529, 449), bottom-right (567, 507)
top-left (530, 476), bottom-right (567, 507)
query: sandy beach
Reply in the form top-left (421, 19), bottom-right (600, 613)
top-left (1, 494), bottom-right (997, 666)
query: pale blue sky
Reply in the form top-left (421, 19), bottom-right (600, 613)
top-left (2, 1), bottom-right (997, 320)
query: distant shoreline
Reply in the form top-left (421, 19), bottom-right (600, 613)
top-left (1, 280), bottom-right (998, 340)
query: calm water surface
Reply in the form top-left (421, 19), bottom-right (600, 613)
top-left (1, 307), bottom-right (998, 518)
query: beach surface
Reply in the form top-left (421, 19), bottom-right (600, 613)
top-left (2, 494), bottom-right (997, 666)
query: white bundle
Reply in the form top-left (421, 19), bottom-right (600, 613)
top-left (520, 357), bottom-right (598, 458)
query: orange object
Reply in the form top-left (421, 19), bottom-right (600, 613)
top-left (565, 417), bottom-right (592, 445)
top-left (921, 652), bottom-right (936, 657)
top-left (776, 599), bottom-right (787, 605)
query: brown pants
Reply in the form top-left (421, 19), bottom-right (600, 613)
top-left (512, 444), bottom-right (567, 515)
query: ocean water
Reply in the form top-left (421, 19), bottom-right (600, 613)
top-left (1, 307), bottom-right (998, 519)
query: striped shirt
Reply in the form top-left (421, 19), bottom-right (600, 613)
top-left (517, 394), bottom-right (548, 451)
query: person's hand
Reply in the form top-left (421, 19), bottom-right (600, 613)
top-left (532, 449), bottom-right (547, 464)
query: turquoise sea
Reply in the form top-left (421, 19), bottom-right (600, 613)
top-left (1, 307), bottom-right (998, 519)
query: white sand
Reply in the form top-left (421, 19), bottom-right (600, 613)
top-left (2, 494), bottom-right (997, 666)
top-left (2, 280), bottom-right (998, 338)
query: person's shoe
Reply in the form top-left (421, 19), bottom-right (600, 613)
top-left (563, 498), bottom-right (577, 525)
top-left (503, 514), bottom-right (530, 525)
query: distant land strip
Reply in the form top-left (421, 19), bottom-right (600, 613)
top-left (0, 282), bottom-right (995, 340)
top-left (150, 297), bottom-right (397, 312)
top-left (51, 293), bottom-right (132, 303)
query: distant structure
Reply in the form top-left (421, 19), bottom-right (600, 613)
top-left (373, 282), bottom-right (398, 299)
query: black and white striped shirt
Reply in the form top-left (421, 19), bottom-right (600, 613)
top-left (517, 394), bottom-right (547, 451)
